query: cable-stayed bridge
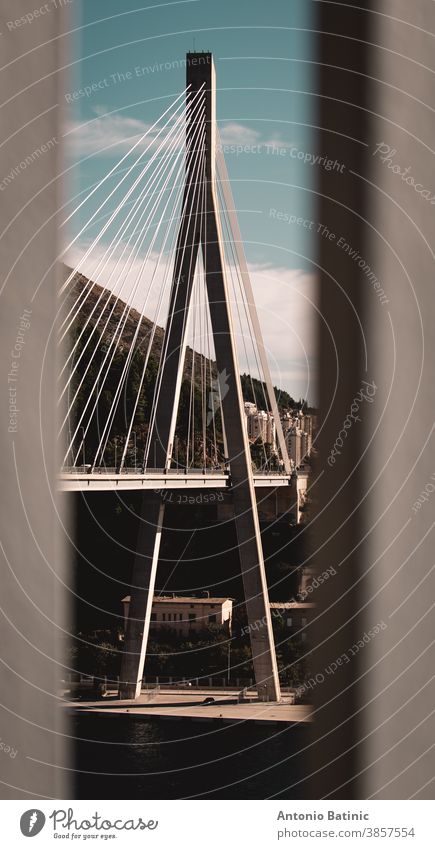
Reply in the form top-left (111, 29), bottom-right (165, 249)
top-left (60, 53), bottom-right (296, 703)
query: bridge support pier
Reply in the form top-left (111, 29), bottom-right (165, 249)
top-left (119, 496), bottom-right (164, 700)
top-left (120, 53), bottom-right (281, 703)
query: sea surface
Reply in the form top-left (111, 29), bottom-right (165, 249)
top-left (73, 714), bottom-right (310, 799)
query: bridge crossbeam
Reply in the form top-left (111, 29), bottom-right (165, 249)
top-left (58, 470), bottom-right (293, 491)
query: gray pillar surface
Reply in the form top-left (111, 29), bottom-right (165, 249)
top-left (310, 1), bottom-right (369, 798)
top-left (310, 0), bottom-right (435, 800)
top-left (0, 1), bottom-right (70, 799)
top-left (361, 2), bottom-right (435, 800)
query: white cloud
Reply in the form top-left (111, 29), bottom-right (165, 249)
top-left (247, 263), bottom-right (317, 402)
top-left (64, 113), bottom-right (150, 158)
top-left (63, 240), bottom-right (316, 403)
top-left (218, 121), bottom-right (296, 153)
top-left (63, 107), bottom-right (186, 159)
top-left (64, 112), bottom-right (296, 162)
top-left (219, 122), bottom-right (262, 146)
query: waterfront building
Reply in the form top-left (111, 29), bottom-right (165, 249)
top-left (122, 595), bottom-right (233, 635)
top-left (269, 601), bottom-right (315, 642)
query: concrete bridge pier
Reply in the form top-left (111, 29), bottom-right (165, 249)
top-left (119, 495), bottom-right (164, 700)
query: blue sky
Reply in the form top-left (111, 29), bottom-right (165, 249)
top-left (65, 0), bottom-right (317, 402)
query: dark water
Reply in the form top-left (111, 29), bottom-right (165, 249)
top-left (73, 714), bottom-right (310, 799)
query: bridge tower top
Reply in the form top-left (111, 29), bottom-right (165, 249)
top-left (186, 52), bottom-right (216, 179)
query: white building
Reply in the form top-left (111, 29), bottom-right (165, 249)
top-left (296, 466), bottom-right (309, 522)
top-left (300, 430), bottom-right (309, 461)
top-left (122, 595), bottom-right (233, 635)
top-left (244, 401), bottom-right (257, 415)
top-left (286, 426), bottom-right (302, 467)
top-left (280, 412), bottom-right (294, 435)
top-left (246, 408), bottom-right (276, 449)
top-left (298, 414), bottom-right (313, 454)
top-left (286, 426), bottom-right (310, 467)
top-left (269, 602), bottom-right (315, 642)
top-left (265, 413), bottom-right (276, 449)
top-left (247, 408), bottom-right (267, 442)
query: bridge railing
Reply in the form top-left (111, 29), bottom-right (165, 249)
top-left (60, 466), bottom-right (230, 476)
top-left (60, 465), bottom-right (289, 477)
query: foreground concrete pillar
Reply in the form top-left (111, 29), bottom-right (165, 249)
top-left (0, 0), bottom-right (71, 798)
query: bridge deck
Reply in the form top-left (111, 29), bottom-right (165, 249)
top-left (58, 468), bottom-right (293, 492)
top-left (64, 690), bottom-right (312, 725)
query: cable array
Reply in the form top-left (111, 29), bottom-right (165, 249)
top-left (60, 90), bottom-right (285, 475)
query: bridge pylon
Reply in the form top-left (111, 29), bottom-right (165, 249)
top-left (120, 53), bottom-right (283, 702)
